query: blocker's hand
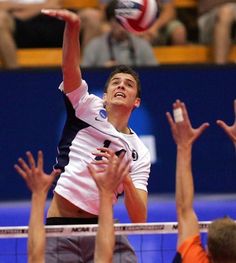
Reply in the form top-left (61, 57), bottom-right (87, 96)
top-left (217, 99), bottom-right (236, 145)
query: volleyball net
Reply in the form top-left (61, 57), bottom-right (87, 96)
top-left (0, 221), bottom-right (209, 263)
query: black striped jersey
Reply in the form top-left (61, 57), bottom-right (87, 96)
top-left (54, 80), bottom-right (151, 215)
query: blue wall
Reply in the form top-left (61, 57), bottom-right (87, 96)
top-left (0, 65), bottom-right (235, 201)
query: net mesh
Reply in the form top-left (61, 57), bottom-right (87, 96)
top-left (0, 222), bottom-right (209, 263)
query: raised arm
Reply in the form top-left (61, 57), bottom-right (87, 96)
top-left (14, 151), bottom-right (60, 263)
top-left (166, 100), bottom-right (209, 248)
top-left (88, 148), bottom-right (130, 263)
top-left (41, 9), bottom-right (82, 93)
top-left (217, 99), bottom-right (236, 147)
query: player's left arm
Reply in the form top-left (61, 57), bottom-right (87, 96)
top-left (123, 178), bottom-right (147, 223)
top-left (123, 151), bottom-right (150, 223)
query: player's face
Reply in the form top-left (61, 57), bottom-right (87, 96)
top-left (104, 73), bottom-right (141, 110)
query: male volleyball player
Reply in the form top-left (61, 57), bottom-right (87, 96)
top-left (15, 149), bottom-right (130, 263)
top-left (14, 151), bottom-right (60, 263)
top-left (41, 9), bottom-right (150, 262)
top-left (166, 99), bottom-right (236, 263)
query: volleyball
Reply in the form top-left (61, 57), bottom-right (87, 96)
top-left (115, 0), bottom-right (159, 33)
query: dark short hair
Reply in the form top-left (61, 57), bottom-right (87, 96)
top-left (104, 65), bottom-right (141, 98)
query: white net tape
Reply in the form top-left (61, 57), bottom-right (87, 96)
top-left (0, 221), bottom-right (211, 238)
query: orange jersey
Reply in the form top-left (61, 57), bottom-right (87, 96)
top-left (173, 235), bottom-right (210, 263)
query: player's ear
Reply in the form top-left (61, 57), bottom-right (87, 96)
top-left (134, 97), bottom-right (141, 108)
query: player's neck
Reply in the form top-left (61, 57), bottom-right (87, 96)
top-left (108, 114), bottom-right (131, 134)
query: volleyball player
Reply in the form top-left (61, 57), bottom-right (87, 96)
top-left (88, 148), bottom-right (131, 263)
top-left (41, 9), bottom-right (150, 262)
top-left (15, 149), bottom-right (130, 263)
top-left (14, 151), bottom-right (60, 263)
top-left (166, 99), bottom-right (236, 263)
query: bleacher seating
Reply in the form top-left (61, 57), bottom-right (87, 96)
top-left (13, 45), bottom-right (236, 67)
top-left (61, 0), bottom-right (98, 9)
top-left (174, 0), bottom-right (196, 8)
top-left (3, 0), bottom-right (236, 67)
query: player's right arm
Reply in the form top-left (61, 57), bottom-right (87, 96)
top-left (166, 100), bottom-right (209, 248)
top-left (41, 9), bottom-right (82, 93)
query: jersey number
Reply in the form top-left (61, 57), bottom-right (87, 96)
top-left (95, 140), bottom-right (126, 160)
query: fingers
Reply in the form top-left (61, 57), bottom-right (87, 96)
top-left (41, 9), bottom-right (79, 23)
top-left (196, 122), bottom-right (210, 138)
top-left (14, 164), bottom-right (27, 180)
top-left (16, 157), bottom-right (31, 176)
top-left (216, 120), bottom-right (227, 130)
top-left (93, 147), bottom-right (115, 158)
top-left (89, 148), bottom-right (128, 180)
top-left (50, 169), bottom-right (61, 180)
top-left (14, 152), bottom-right (34, 182)
top-left (15, 151), bottom-right (44, 179)
top-left (166, 112), bottom-right (175, 128)
top-left (37, 150), bottom-right (43, 170)
top-left (87, 164), bottom-right (97, 180)
top-left (26, 151), bottom-right (36, 171)
top-left (167, 99), bottom-right (190, 125)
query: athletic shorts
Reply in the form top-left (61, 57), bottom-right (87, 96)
top-left (45, 217), bottom-right (137, 263)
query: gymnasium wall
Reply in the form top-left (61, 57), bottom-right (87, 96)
top-left (0, 65), bottom-right (235, 201)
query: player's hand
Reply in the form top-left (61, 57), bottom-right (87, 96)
top-left (217, 99), bottom-right (236, 145)
top-left (88, 149), bottom-right (130, 194)
top-left (166, 99), bottom-right (209, 148)
top-left (14, 151), bottom-right (61, 195)
top-left (41, 9), bottom-right (80, 26)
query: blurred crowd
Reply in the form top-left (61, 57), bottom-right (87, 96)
top-left (1, 0), bottom-right (236, 68)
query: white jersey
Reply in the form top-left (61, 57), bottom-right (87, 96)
top-left (54, 80), bottom-right (151, 215)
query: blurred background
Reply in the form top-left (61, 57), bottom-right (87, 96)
top-left (0, 0), bottom-right (236, 261)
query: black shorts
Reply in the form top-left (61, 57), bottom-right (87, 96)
top-left (14, 14), bottom-right (65, 48)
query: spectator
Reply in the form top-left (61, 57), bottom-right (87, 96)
top-left (139, 0), bottom-right (187, 46)
top-left (0, 0), bottom-right (64, 69)
top-left (78, 0), bottom-right (114, 52)
top-left (80, 0), bottom-right (187, 49)
top-left (198, 1), bottom-right (236, 64)
top-left (166, 99), bottom-right (236, 263)
top-left (82, 0), bottom-right (158, 67)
